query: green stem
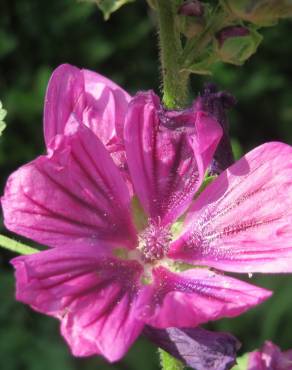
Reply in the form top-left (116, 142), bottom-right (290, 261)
top-left (156, 0), bottom-right (190, 108)
top-left (0, 234), bottom-right (39, 255)
top-left (159, 349), bottom-right (184, 370)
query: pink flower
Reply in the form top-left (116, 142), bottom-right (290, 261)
top-left (248, 341), bottom-right (292, 370)
top-left (2, 64), bottom-right (292, 362)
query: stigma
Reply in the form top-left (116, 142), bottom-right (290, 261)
top-left (138, 221), bottom-right (172, 263)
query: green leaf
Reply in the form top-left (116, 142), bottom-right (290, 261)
top-left (159, 349), bottom-right (184, 370)
top-left (182, 49), bottom-right (218, 75)
top-left (83, 0), bottom-right (135, 20)
top-left (231, 353), bottom-right (249, 370)
top-left (182, 60), bottom-right (213, 75)
top-left (0, 100), bottom-right (7, 136)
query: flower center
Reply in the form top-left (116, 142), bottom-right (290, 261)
top-left (138, 222), bottom-right (171, 263)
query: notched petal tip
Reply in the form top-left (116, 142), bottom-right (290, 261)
top-left (44, 64), bottom-right (85, 147)
top-left (44, 63), bottom-right (132, 152)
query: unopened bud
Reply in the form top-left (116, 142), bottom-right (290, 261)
top-left (215, 26), bottom-right (262, 65)
top-left (222, 0), bottom-right (292, 26)
top-left (178, 0), bottom-right (204, 17)
top-left (195, 83), bottom-right (236, 175)
top-left (216, 26), bottom-right (250, 47)
top-left (177, 1), bottom-right (205, 38)
top-left (144, 326), bottom-right (240, 370)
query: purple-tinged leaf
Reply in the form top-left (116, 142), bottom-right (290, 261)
top-left (144, 326), bottom-right (240, 370)
top-left (195, 83), bottom-right (236, 175)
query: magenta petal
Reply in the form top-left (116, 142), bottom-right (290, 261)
top-left (44, 64), bottom-right (85, 147)
top-left (82, 69), bottom-right (131, 142)
top-left (169, 142), bottom-right (292, 273)
top-left (137, 267), bottom-right (271, 328)
top-left (124, 91), bottom-right (222, 225)
top-left (11, 246), bottom-right (144, 362)
top-left (248, 351), bottom-right (266, 370)
top-left (44, 64), bottom-right (130, 148)
top-left (248, 341), bottom-right (292, 370)
top-left (2, 125), bottom-right (136, 248)
top-left (188, 110), bottom-right (223, 178)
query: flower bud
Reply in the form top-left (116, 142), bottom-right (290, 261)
top-left (177, 1), bottom-right (205, 38)
top-left (178, 0), bottom-right (204, 17)
top-left (215, 26), bottom-right (262, 65)
top-left (195, 83), bottom-right (236, 175)
top-left (222, 0), bottom-right (292, 26)
top-left (216, 26), bottom-right (250, 47)
top-left (144, 326), bottom-right (240, 370)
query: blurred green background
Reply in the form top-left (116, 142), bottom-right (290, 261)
top-left (1, 1), bottom-right (292, 369)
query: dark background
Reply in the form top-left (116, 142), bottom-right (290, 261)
top-left (1, 1), bottom-right (292, 369)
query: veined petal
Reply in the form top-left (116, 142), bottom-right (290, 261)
top-left (11, 246), bottom-right (144, 362)
top-left (169, 142), bottom-right (292, 273)
top-left (2, 125), bottom-right (136, 248)
top-left (124, 91), bottom-right (222, 226)
top-left (44, 64), bottom-right (130, 148)
top-left (137, 267), bottom-right (271, 328)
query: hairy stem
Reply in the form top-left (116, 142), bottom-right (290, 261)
top-left (156, 0), bottom-right (190, 108)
